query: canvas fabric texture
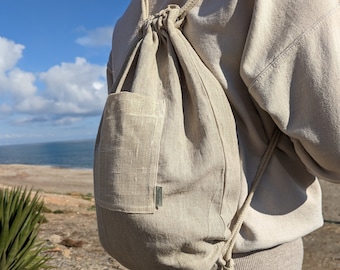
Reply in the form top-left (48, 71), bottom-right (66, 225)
top-left (94, 3), bottom-right (244, 269)
top-left (95, 0), bottom-right (340, 269)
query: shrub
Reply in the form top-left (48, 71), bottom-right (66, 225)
top-left (0, 187), bottom-right (52, 269)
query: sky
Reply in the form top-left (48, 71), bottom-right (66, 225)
top-left (0, 1), bottom-right (131, 145)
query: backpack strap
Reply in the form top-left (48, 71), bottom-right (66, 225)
top-left (141, 0), bottom-right (199, 20)
top-left (141, 0), bottom-right (149, 20)
top-left (222, 127), bottom-right (282, 270)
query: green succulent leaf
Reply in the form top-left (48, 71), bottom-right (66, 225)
top-left (0, 187), bottom-right (52, 269)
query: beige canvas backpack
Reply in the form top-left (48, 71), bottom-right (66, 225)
top-left (94, 0), bottom-right (280, 269)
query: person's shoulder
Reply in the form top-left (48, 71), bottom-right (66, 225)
top-left (254, 0), bottom-right (339, 21)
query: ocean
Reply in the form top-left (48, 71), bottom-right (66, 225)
top-left (0, 139), bottom-right (95, 169)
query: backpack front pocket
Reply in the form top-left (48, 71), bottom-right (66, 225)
top-left (94, 92), bottom-right (165, 214)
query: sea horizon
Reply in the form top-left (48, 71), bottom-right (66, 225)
top-left (0, 139), bottom-right (96, 169)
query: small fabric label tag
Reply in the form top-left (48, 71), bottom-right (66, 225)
top-left (156, 186), bottom-right (162, 208)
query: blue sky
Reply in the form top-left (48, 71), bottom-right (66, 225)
top-left (0, 1), bottom-right (131, 145)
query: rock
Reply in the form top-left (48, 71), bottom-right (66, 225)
top-left (49, 234), bottom-right (63, 244)
top-left (60, 237), bottom-right (85, 248)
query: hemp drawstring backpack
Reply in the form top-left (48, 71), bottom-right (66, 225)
top-left (94, 0), bottom-right (281, 269)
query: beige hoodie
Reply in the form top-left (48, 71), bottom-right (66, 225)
top-left (107, 0), bottom-right (340, 253)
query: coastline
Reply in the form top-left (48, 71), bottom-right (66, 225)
top-left (0, 164), bottom-right (338, 220)
top-left (0, 164), bottom-right (93, 195)
top-left (0, 164), bottom-right (339, 269)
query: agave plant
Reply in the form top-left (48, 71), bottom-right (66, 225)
top-left (0, 187), bottom-right (52, 269)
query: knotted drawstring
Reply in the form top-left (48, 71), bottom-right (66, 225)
top-left (116, 0), bottom-right (200, 96)
top-left (141, 0), bottom-right (200, 39)
top-left (142, 0), bottom-right (199, 21)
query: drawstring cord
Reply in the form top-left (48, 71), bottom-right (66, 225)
top-left (142, 0), bottom-right (199, 21)
top-left (222, 128), bottom-right (281, 269)
top-left (141, 0), bottom-right (149, 20)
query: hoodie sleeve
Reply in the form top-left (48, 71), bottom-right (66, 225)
top-left (241, 2), bottom-right (340, 182)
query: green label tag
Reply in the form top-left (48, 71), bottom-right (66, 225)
top-left (156, 186), bottom-right (162, 208)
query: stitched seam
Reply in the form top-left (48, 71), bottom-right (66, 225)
top-left (175, 28), bottom-right (231, 217)
top-left (249, 5), bottom-right (340, 90)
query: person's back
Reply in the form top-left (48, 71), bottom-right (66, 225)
top-left (96, 1), bottom-right (340, 269)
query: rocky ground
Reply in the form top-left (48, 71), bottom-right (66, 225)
top-left (0, 165), bottom-right (339, 269)
top-left (38, 193), bottom-right (126, 270)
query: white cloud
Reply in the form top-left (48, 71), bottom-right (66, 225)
top-left (0, 36), bottom-right (24, 71)
top-left (75, 26), bottom-right (113, 47)
top-left (0, 37), bottom-right (37, 101)
top-left (0, 36), bottom-right (108, 126)
top-left (0, 133), bottom-right (24, 139)
top-left (54, 117), bottom-right (82, 125)
top-left (35, 57), bottom-right (107, 115)
top-left (0, 132), bottom-right (45, 141)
